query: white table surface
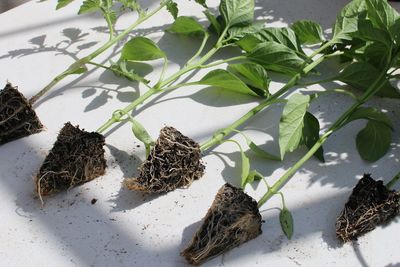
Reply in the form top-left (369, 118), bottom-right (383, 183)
top-left (0, 0), bottom-right (399, 266)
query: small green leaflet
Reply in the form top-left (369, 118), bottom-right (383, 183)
top-left (356, 121), bottom-right (392, 162)
top-left (332, 0), bottom-right (367, 43)
top-left (338, 62), bottom-right (400, 98)
top-left (56, 0), bottom-right (75, 9)
top-left (120, 37), bottom-right (165, 61)
top-left (280, 207), bottom-right (294, 239)
top-left (227, 23), bottom-right (263, 42)
top-left (166, 1), bottom-right (178, 19)
top-left (291, 20), bottom-right (325, 45)
top-left (78, 0), bottom-right (101, 14)
top-left (118, 0), bottom-right (141, 11)
top-left (240, 148), bottom-right (250, 188)
top-left (245, 170), bottom-right (264, 185)
top-left (197, 69), bottom-right (260, 97)
top-left (279, 94), bottom-right (310, 159)
top-left (219, 0), bottom-right (254, 27)
top-left (227, 63), bottom-right (270, 97)
top-left (247, 41), bottom-right (305, 76)
top-left (166, 16), bottom-right (205, 36)
top-left (365, 0), bottom-right (399, 32)
top-left (131, 120), bottom-right (154, 157)
top-left (302, 112), bottom-right (324, 162)
top-left (345, 107), bottom-right (393, 129)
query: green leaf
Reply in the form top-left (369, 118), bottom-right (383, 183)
top-left (240, 149), bottom-right (250, 188)
top-left (131, 120), bottom-right (154, 157)
top-left (365, 0), bottom-right (399, 31)
top-left (389, 18), bottom-right (400, 45)
top-left (204, 10), bottom-right (222, 36)
top-left (279, 94), bottom-right (311, 159)
top-left (166, 1), bottom-right (178, 19)
top-left (291, 20), bottom-right (324, 45)
top-left (338, 62), bottom-right (400, 98)
top-left (197, 69), bottom-right (260, 97)
top-left (356, 19), bottom-right (392, 47)
top-left (118, 0), bottom-right (141, 11)
top-left (227, 23), bottom-right (263, 42)
top-left (227, 63), bottom-right (270, 97)
top-left (247, 41), bottom-right (306, 75)
top-left (239, 27), bottom-right (305, 56)
top-left (219, 0), bottom-right (254, 27)
top-left (56, 0), bottom-right (75, 9)
top-left (166, 16), bottom-right (205, 36)
top-left (78, 0), bottom-right (101, 14)
top-left (302, 112), bottom-right (324, 162)
top-left (248, 142), bottom-right (280, 161)
top-left (356, 121), bottom-right (392, 162)
top-left (363, 42), bottom-right (390, 69)
top-left (246, 170), bottom-right (264, 185)
top-left (332, 0), bottom-right (367, 43)
top-left (345, 107), bottom-right (393, 129)
top-left (120, 37), bottom-right (165, 61)
top-left (280, 207), bottom-right (294, 240)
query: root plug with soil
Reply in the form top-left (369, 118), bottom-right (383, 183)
top-left (124, 126), bottom-right (204, 193)
top-left (35, 122), bottom-right (106, 200)
top-left (336, 174), bottom-right (400, 242)
top-left (0, 83), bottom-right (43, 145)
top-left (181, 183), bottom-right (262, 265)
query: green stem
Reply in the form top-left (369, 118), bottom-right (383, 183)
top-left (186, 32), bottom-right (210, 65)
top-left (102, 7), bottom-right (115, 39)
top-left (309, 39), bottom-right (335, 59)
top-left (28, 3), bottom-right (166, 105)
top-left (386, 171), bottom-right (400, 189)
top-left (297, 76), bottom-right (338, 87)
top-left (257, 66), bottom-right (390, 208)
top-left (199, 55), bottom-right (247, 69)
top-left (199, 55), bottom-right (327, 152)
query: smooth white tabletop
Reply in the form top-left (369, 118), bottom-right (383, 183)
top-left (0, 0), bottom-right (399, 266)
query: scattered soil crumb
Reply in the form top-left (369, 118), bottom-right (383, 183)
top-left (91, 198), bottom-right (98, 205)
top-left (336, 174), bottom-right (400, 242)
top-left (182, 183), bottom-right (262, 265)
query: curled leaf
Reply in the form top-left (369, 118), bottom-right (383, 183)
top-left (280, 207), bottom-right (294, 239)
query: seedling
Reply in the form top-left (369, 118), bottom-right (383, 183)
top-left (0, 0), bottom-right (178, 145)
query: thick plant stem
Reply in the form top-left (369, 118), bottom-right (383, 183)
top-left (257, 68), bottom-right (389, 208)
top-left (28, 3), bottom-right (166, 105)
top-left (199, 56), bottom-right (326, 152)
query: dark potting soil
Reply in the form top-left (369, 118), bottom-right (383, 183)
top-left (181, 183), bottom-right (262, 265)
top-left (0, 83), bottom-right (43, 145)
top-left (35, 122), bottom-right (106, 197)
top-left (124, 126), bottom-right (204, 193)
top-left (336, 174), bottom-right (400, 242)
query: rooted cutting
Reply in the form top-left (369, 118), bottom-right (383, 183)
top-left (124, 126), bottom-right (204, 193)
top-left (0, 83), bottom-right (43, 145)
top-left (35, 122), bottom-right (106, 198)
top-left (182, 183), bottom-right (262, 265)
top-left (336, 174), bottom-right (400, 242)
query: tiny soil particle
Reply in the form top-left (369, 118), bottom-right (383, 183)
top-left (35, 122), bottom-right (106, 198)
top-left (181, 183), bottom-right (262, 265)
top-left (336, 174), bottom-right (400, 242)
top-left (124, 126), bottom-right (204, 193)
top-left (0, 83), bottom-right (43, 145)
top-left (91, 198), bottom-right (98, 205)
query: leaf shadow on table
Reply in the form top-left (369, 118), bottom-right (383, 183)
top-left (0, 138), bottom-right (190, 267)
top-left (105, 144), bottom-right (164, 212)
